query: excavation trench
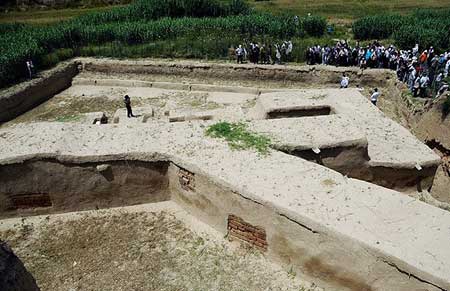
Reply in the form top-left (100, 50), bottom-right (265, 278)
top-left (0, 60), bottom-right (447, 291)
top-left (267, 106), bottom-right (332, 119)
top-left (277, 144), bottom-right (438, 192)
top-left (0, 159), bottom-right (170, 217)
top-left (0, 158), bottom-right (445, 291)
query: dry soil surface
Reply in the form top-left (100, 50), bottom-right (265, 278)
top-left (0, 202), bottom-right (321, 291)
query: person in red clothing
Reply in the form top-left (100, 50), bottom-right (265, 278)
top-left (419, 50), bottom-right (428, 63)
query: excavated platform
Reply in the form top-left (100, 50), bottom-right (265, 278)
top-left (0, 121), bottom-right (449, 291)
top-left (251, 89), bottom-right (441, 191)
top-left (0, 59), bottom-right (448, 291)
top-left (8, 73), bottom-right (437, 192)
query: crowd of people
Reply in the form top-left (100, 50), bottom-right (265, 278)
top-left (235, 41), bottom-right (293, 65)
top-left (307, 41), bottom-right (450, 98)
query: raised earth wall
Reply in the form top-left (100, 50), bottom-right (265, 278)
top-left (82, 58), bottom-right (394, 87)
top-left (167, 163), bottom-right (444, 291)
top-left (0, 61), bottom-right (79, 123)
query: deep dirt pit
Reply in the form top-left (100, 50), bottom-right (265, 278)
top-left (0, 202), bottom-right (321, 291)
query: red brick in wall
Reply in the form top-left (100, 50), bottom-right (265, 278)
top-left (227, 214), bottom-right (267, 251)
top-left (178, 168), bottom-right (195, 191)
top-left (10, 193), bottom-right (52, 210)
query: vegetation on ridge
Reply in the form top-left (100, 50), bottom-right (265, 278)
top-left (206, 122), bottom-right (272, 155)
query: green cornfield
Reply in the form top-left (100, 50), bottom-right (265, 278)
top-left (0, 0), bottom-right (327, 88)
top-left (352, 9), bottom-right (450, 50)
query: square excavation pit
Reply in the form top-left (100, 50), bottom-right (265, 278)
top-left (266, 105), bottom-right (333, 119)
top-left (0, 59), bottom-right (449, 291)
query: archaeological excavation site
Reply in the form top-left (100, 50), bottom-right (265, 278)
top-left (1, 58), bottom-right (450, 291)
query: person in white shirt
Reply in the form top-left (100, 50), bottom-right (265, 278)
top-left (26, 60), bottom-right (34, 80)
top-left (235, 45), bottom-right (244, 64)
top-left (444, 59), bottom-right (450, 77)
top-left (370, 88), bottom-right (381, 106)
top-left (286, 41), bottom-right (293, 55)
top-left (340, 73), bottom-right (349, 88)
top-left (412, 44), bottom-right (419, 57)
top-left (275, 44), bottom-right (281, 64)
top-left (419, 74), bottom-right (429, 97)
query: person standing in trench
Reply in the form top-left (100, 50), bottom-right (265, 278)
top-left (124, 95), bottom-right (136, 118)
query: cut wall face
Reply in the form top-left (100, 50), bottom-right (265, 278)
top-left (167, 163), bottom-right (444, 291)
top-left (0, 160), bottom-right (170, 217)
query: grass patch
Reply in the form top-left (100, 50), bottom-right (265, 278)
top-left (205, 121), bottom-right (271, 155)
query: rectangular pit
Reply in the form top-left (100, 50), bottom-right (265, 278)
top-left (267, 106), bottom-right (332, 119)
top-left (9, 193), bottom-right (53, 210)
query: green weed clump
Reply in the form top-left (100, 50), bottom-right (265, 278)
top-left (205, 122), bottom-right (271, 155)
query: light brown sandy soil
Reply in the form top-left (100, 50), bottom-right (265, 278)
top-left (78, 70), bottom-right (334, 90)
top-left (408, 94), bottom-right (450, 203)
top-left (1, 60), bottom-right (450, 290)
top-left (0, 203), bottom-right (321, 291)
top-left (3, 65), bottom-right (449, 205)
top-left (4, 83), bottom-right (224, 126)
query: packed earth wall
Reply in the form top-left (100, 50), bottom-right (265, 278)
top-left (1, 58), bottom-right (450, 291)
top-left (0, 159), bottom-right (169, 218)
top-left (0, 58), bottom-right (396, 123)
top-left (81, 58), bottom-right (394, 87)
top-left (167, 163), bottom-right (443, 291)
top-left (0, 61), bottom-right (79, 123)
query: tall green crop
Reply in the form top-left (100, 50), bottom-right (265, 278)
top-left (0, 0), bottom-right (327, 88)
top-left (352, 9), bottom-right (450, 50)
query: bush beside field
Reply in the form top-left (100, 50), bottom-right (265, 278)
top-left (353, 9), bottom-right (450, 50)
top-left (0, 0), bottom-right (327, 88)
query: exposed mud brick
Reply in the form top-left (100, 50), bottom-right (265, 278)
top-left (178, 168), bottom-right (195, 191)
top-left (10, 193), bottom-right (52, 210)
top-left (227, 215), bottom-right (267, 251)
